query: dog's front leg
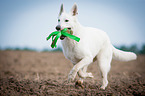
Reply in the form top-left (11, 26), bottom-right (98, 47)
top-left (68, 57), bottom-right (93, 82)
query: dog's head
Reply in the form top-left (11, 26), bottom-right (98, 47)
top-left (56, 3), bottom-right (78, 40)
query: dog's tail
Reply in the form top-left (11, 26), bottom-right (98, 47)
top-left (112, 45), bottom-right (137, 61)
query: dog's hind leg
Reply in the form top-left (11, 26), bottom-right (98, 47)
top-left (76, 65), bottom-right (94, 88)
top-left (97, 47), bottom-right (112, 90)
top-left (77, 56), bottom-right (97, 79)
top-left (77, 65), bottom-right (94, 78)
top-left (68, 57), bottom-right (93, 82)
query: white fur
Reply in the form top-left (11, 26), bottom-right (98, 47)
top-left (57, 4), bottom-right (137, 89)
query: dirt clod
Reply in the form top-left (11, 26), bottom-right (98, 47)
top-left (75, 80), bottom-right (84, 89)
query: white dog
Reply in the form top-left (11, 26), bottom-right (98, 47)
top-left (55, 3), bottom-right (137, 89)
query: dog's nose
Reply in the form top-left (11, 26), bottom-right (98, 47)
top-left (56, 25), bottom-right (61, 31)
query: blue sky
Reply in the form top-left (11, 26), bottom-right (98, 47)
top-left (0, 0), bottom-right (145, 51)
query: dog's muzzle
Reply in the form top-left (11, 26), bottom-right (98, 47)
top-left (60, 35), bottom-right (66, 40)
top-left (55, 25), bottom-right (71, 40)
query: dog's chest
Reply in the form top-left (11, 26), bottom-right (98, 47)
top-left (61, 38), bottom-right (82, 63)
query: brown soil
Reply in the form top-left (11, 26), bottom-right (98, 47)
top-left (0, 50), bottom-right (145, 96)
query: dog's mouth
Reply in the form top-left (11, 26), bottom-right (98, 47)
top-left (60, 35), bottom-right (66, 40)
top-left (68, 28), bottom-right (71, 30)
top-left (60, 27), bottom-right (72, 40)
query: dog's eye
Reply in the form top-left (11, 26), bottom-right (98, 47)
top-left (65, 19), bottom-right (69, 22)
top-left (58, 19), bottom-right (60, 22)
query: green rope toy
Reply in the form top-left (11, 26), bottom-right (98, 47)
top-left (46, 28), bottom-right (80, 48)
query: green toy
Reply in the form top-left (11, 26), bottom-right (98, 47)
top-left (46, 28), bottom-right (80, 48)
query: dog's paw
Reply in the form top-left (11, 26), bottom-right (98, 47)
top-left (68, 74), bottom-right (75, 83)
top-left (100, 86), bottom-right (106, 90)
top-left (87, 72), bottom-right (94, 78)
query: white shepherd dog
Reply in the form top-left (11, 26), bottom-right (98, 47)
top-left (55, 3), bottom-right (137, 89)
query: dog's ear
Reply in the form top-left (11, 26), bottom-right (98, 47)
top-left (70, 3), bottom-right (78, 16)
top-left (59, 4), bottom-right (64, 16)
